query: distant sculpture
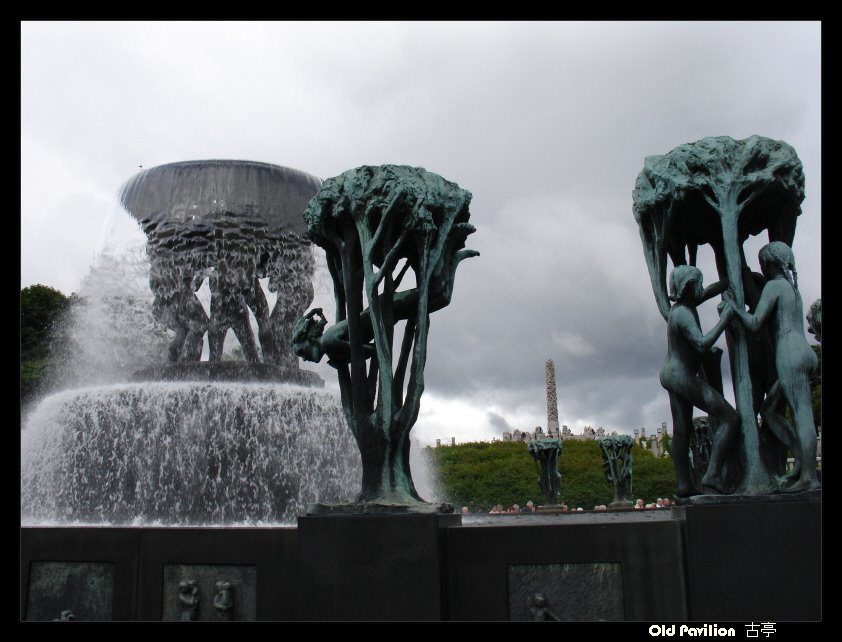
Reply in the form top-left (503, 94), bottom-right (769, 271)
top-left (177, 579), bottom-right (200, 621)
top-left (295, 165), bottom-right (478, 507)
top-left (661, 266), bottom-right (739, 496)
top-left (545, 359), bottom-right (560, 436)
top-left (721, 242), bottom-right (820, 492)
top-left (688, 416), bottom-right (712, 491)
top-left (599, 435), bottom-right (633, 507)
top-left (528, 438), bottom-right (562, 505)
top-left (634, 136), bottom-right (806, 494)
top-left (807, 298), bottom-right (821, 343)
top-left (213, 581), bottom-right (234, 621)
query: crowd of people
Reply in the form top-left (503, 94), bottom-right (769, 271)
top-left (634, 497), bottom-right (672, 509)
top-left (485, 501), bottom-right (536, 514)
top-left (474, 497), bottom-right (673, 515)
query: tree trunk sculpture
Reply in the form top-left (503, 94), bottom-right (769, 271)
top-left (528, 438), bottom-right (562, 506)
top-left (294, 165), bottom-right (478, 508)
top-left (600, 435), bottom-right (633, 507)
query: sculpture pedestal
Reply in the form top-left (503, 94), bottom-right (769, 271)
top-left (676, 499), bottom-right (821, 620)
top-left (22, 505), bottom-right (819, 620)
top-left (296, 512), bottom-right (460, 620)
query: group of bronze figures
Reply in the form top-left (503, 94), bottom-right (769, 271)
top-left (125, 134), bottom-right (820, 507)
top-left (634, 136), bottom-right (821, 498)
top-left (120, 160), bottom-right (322, 374)
top-left (660, 245), bottom-right (820, 497)
top-left (147, 242), bottom-right (313, 371)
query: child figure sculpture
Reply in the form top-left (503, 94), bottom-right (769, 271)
top-left (721, 242), bottom-right (819, 492)
top-left (661, 266), bottom-right (738, 496)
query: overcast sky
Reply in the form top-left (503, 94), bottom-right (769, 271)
top-left (21, 21), bottom-right (821, 446)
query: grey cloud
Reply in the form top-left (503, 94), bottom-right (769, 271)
top-left (486, 412), bottom-right (514, 433)
top-left (21, 21), bottom-right (821, 439)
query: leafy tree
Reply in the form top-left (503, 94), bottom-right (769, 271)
top-left (20, 285), bottom-right (70, 402)
top-left (427, 441), bottom-right (537, 512)
top-left (631, 445), bottom-right (678, 502)
top-left (558, 440), bottom-right (613, 508)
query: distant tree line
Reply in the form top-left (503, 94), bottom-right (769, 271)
top-left (426, 439), bottom-right (676, 512)
top-left (20, 284), bottom-right (71, 405)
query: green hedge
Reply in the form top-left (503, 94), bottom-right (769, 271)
top-left (426, 439), bottom-right (676, 512)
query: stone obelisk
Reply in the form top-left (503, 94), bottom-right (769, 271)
top-left (546, 359), bottom-right (560, 437)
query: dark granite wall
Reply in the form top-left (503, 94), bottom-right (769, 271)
top-left (21, 502), bottom-right (820, 621)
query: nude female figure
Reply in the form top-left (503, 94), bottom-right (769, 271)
top-left (722, 242), bottom-right (819, 492)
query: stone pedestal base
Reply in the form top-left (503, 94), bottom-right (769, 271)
top-left (676, 499), bottom-right (821, 620)
top-left (296, 512), bottom-right (460, 620)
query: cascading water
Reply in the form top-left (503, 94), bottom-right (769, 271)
top-left (20, 160), bottom-right (363, 525)
top-left (22, 383), bottom-right (360, 525)
top-left (47, 244), bottom-right (169, 390)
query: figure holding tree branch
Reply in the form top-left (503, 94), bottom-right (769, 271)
top-left (721, 242), bottom-right (819, 492)
top-left (634, 136), bottom-right (806, 493)
top-left (661, 266), bottom-right (739, 496)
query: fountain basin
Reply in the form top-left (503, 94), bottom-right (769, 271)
top-left (22, 382), bottom-right (360, 525)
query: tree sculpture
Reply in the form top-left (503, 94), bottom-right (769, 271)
top-left (689, 416), bottom-right (712, 492)
top-left (293, 165), bottom-right (478, 508)
top-left (600, 435), bottom-right (633, 507)
top-left (633, 136), bottom-right (806, 493)
top-left (528, 438), bottom-right (562, 506)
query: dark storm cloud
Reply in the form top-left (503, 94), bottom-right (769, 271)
top-left (486, 412), bottom-right (514, 433)
top-left (22, 21), bottom-right (821, 440)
